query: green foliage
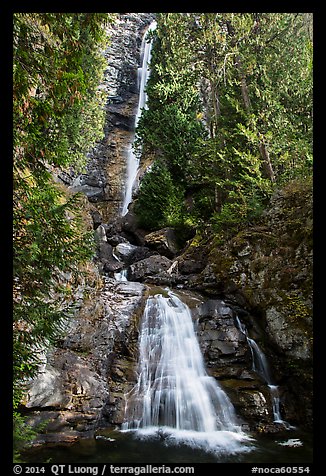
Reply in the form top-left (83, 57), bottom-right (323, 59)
top-left (13, 385), bottom-right (49, 462)
top-left (134, 161), bottom-right (186, 230)
top-left (211, 202), bottom-right (246, 234)
top-left (136, 13), bottom-right (206, 185)
top-left (135, 13), bottom-right (312, 238)
top-left (284, 292), bottom-right (311, 323)
top-left (13, 13), bottom-right (113, 171)
top-left (13, 170), bottom-right (95, 399)
top-left (137, 104), bottom-right (205, 182)
top-left (210, 190), bottom-right (266, 237)
top-left (13, 412), bottom-right (38, 463)
top-left (13, 13), bottom-right (113, 455)
top-left (13, 405), bottom-right (51, 463)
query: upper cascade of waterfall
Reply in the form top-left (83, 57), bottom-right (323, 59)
top-left (122, 289), bottom-right (253, 454)
top-left (135, 21), bottom-right (157, 129)
top-left (121, 21), bottom-right (157, 217)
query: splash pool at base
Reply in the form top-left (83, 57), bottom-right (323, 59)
top-left (22, 427), bottom-right (312, 464)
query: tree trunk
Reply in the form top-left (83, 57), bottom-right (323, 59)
top-left (209, 81), bottom-right (220, 138)
top-left (258, 142), bottom-right (276, 182)
top-left (236, 55), bottom-right (251, 111)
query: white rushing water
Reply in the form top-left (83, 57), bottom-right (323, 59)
top-left (112, 250), bottom-right (128, 282)
top-left (122, 290), bottom-right (252, 454)
top-left (114, 268), bottom-right (128, 282)
top-left (235, 316), bottom-right (285, 424)
top-left (121, 21), bottom-right (157, 216)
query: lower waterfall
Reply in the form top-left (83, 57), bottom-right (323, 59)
top-left (122, 289), bottom-right (252, 454)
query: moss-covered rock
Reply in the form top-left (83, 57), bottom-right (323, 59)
top-left (176, 178), bottom-right (313, 428)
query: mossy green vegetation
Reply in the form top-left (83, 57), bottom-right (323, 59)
top-left (283, 292), bottom-right (312, 326)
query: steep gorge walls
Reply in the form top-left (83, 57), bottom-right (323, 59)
top-left (62, 13), bottom-right (155, 223)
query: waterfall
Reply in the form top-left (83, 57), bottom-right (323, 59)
top-left (112, 250), bottom-right (128, 282)
top-left (121, 21), bottom-right (157, 216)
top-left (246, 337), bottom-right (273, 383)
top-left (235, 316), bottom-right (285, 424)
top-left (114, 268), bottom-right (128, 282)
top-left (122, 290), bottom-right (252, 454)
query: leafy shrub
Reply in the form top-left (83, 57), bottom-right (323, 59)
top-left (134, 161), bottom-right (186, 231)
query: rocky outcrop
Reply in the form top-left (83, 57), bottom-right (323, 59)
top-left (94, 225), bottom-right (123, 273)
top-left (23, 277), bottom-right (147, 445)
top-left (174, 178), bottom-right (313, 428)
top-left (62, 14), bottom-right (155, 222)
top-left (23, 178), bottom-right (312, 448)
top-left (112, 241), bottom-right (157, 265)
top-left (205, 180), bottom-right (312, 361)
top-left (144, 227), bottom-right (180, 258)
top-left (129, 255), bottom-right (173, 283)
top-left (194, 298), bottom-right (283, 429)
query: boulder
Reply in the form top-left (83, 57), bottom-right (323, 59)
top-left (128, 246), bottom-right (158, 265)
top-left (94, 229), bottom-right (124, 273)
top-left (178, 258), bottom-right (205, 275)
top-left (96, 242), bottom-right (122, 272)
top-left (107, 234), bottom-right (129, 247)
top-left (144, 227), bottom-right (179, 258)
top-left (110, 240), bottom-right (159, 268)
top-left (90, 208), bottom-right (102, 230)
top-left (114, 242), bottom-right (139, 261)
top-left (104, 219), bottom-right (123, 237)
top-left (120, 210), bottom-right (148, 245)
top-left (94, 225), bottom-right (108, 244)
top-left (128, 255), bottom-right (173, 282)
top-left (120, 210), bottom-right (138, 234)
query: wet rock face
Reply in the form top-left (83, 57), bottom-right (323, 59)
top-left (194, 298), bottom-right (278, 427)
top-left (66, 13), bottom-right (155, 222)
top-left (197, 301), bottom-right (249, 373)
